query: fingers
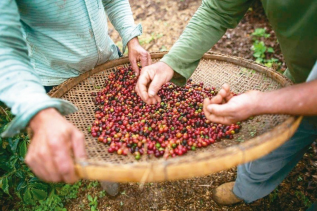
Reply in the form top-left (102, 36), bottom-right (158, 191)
top-left (210, 94), bottom-right (223, 104)
top-left (26, 135), bottom-right (62, 183)
top-left (148, 53), bottom-right (152, 65)
top-left (154, 95), bottom-right (161, 104)
top-left (148, 74), bottom-right (164, 98)
top-left (50, 135), bottom-right (78, 183)
top-left (205, 113), bottom-right (234, 125)
top-left (222, 83), bottom-right (233, 101)
top-left (139, 70), bottom-right (164, 105)
top-left (27, 109), bottom-right (81, 183)
top-left (204, 103), bottom-right (234, 124)
top-left (25, 147), bottom-right (51, 182)
top-left (136, 69), bottom-right (151, 103)
top-left (222, 83), bottom-right (230, 92)
top-left (71, 129), bottom-right (87, 160)
top-left (204, 103), bottom-right (235, 124)
top-left (130, 58), bottom-right (140, 76)
top-left (210, 84), bottom-right (232, 104)
top-left (207, 103), bottom-right (232, 116)
top-left (203, 98), bottom-right (212, 117)
top-left (140, 52), bottom-right (151, 68)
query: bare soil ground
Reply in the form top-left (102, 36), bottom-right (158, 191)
top-left (66, 1), bottom-right (316, 210)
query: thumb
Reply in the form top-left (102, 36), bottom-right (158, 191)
top-left (71, 130), bottom-right (87, 160)
top-left (203, 98), bottom-right (211, 115)
top-left (207, 104), bottom-right (232, 116)
top-left (148, 75), bottom-right (165, 97)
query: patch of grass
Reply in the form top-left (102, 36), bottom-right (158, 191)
top-left (139, 32), bottom-right (164, 46)
top-left (98, 190), bottom-right (106, 198)
top-left (87, 194), bottom-right (98, 211)
top-left (0, 102), bottom-right (82, 210)
top-left (252, 28), bottom-right (270, 38)
top-left (295, 191), bottom-right (312, 208)
top-left (251, 28), bottom-right (281, 70)
top-left (87, 181), bottom-right (99, 189)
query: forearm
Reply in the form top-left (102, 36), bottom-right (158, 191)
top-left (103, 0), bottom-right (142, 52)
top-left (161, 0), bottom-right (253, 86)
top-left (0, 0), bottom-right (77, 137)
top-left (256, 80), bottom-right (317, 116)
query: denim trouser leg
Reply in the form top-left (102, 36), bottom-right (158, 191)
top-left (233, 117), bottom-right (317, 203)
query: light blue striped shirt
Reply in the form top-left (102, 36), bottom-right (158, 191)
top-left (0, 0), bottom-right (142, 137)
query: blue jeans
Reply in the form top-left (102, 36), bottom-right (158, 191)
top-left (233, 116), bottom-right (317, 203)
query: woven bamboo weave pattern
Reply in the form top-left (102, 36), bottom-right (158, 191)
top-left (48, 52), bottom-right (300, 182)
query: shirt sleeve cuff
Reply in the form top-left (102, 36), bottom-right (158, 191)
top-left (160, 55), bottom-right (191, 87)
top-left (1, 99), bottom-right (77, 137)
top-left (122, 23), bottom-right (143, 54)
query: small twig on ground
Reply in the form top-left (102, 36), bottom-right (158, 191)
top-left (198, 185), bottom-right (211, 187)
top-left (146, 43), bottom-right (155, 51)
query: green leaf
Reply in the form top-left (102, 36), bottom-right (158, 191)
top-left (29, 177), bottom-right (41, 183)
top-left (255, 58), bottom-right (263, 63)
top-left (8, 138), bottom-right (19, 153)
top-left (8, 156), bottom-right (18, 171)
top-left (0, 177), bottom-right (9, 194)
top-left (29, 182), bottom-right (49, 197)
top-left (16, 170), bottom-right (24, 179)
top-left (19, 140), bottom-right (27, 158)
top-left (23, 188), bottom-right (33, 204)
top-left (253, 52), bottom-right (262, 58)
top-left (267, 47), bottom-right (274, 53)
top-left (252, 28), bottom-right (270, 38)
top-left (17, 180), bottom-right (27, 191)
top-left (1, 177), bottom-right (10, 195)
top-left (31, 188), bottom-right (48, 200)
top-left (0, 154), bottom-right (11, 171)
top-left (88, 194), bottom-right (93, 201)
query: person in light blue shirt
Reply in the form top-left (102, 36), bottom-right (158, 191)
top-left (0, 0), bottom-right (151, 184)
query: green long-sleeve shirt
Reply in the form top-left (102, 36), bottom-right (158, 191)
top-left (161, 0), bottom-right (317, 85)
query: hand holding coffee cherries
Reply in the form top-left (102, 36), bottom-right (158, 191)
top-left (135, 63), bottom-right (259, 124)
top-left (135, 62), bottom-right (174, 105)
top-left (203, 84), bottom-right (260, 125)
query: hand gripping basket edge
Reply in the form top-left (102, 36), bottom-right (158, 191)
top-left (47, 52), bottom-right (302, 182)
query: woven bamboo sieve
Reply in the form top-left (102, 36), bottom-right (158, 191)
top-left (47, 52), bottom-right (302, 182)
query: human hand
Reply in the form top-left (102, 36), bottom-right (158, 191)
top-left (203, 84), bottom-right (260, 124)
top-left (26, 108), bottom-right (86, 183)
top-left (127, 37), bottom-right (152, 76)
top-left (135, 61), bottom-right (174, 105)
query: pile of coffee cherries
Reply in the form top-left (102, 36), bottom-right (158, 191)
top-left (90, 66), bottom-right (241, 160)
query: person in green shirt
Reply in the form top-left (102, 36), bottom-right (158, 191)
top-left (135, 0), bottom-right (317, 205)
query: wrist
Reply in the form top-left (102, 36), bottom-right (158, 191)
top-left (127, 37), bottom-right (139, 49)
top-left (29, 108), bottom-right (59, 130)
top-left (157, 61), bottom-right (174, 79)
top-left (248, 90), bottom-right (266, 116)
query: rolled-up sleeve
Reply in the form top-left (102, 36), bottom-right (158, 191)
top-left (0, 0), bottom-right (77, 137)
top-left (103, 0), bottom-right (142, 53)
top-left (161, 0), bottom-right (253, 86)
